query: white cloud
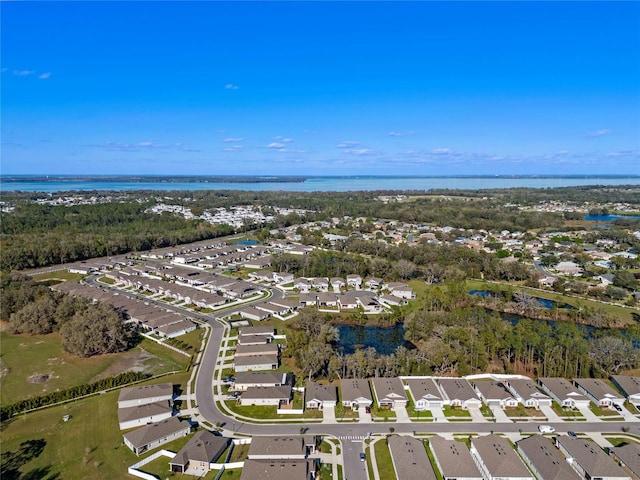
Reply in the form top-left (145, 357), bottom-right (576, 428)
top-left (344, 148), bottom-right (375, 156)
top-left (267, 142), bottom-right (285, 149)
top-left (605, 150), bottom-right (635, 157)
top-left (274, 136), bottom-right (294, 143)
top-left (13, 70), bottom-right (36, 76)
top-left (586, 129), bottom-right (611, 138)
top-left (336, 141), bottom-right (360, 148)
top-left (85, 140), bottom-right (197, 152)
top-left (388, 131), bottom-right (413, 137)
top-left (556, 150), bottom-right (569, 155)
top-left (431, 148), bottom-right (453, 155)
top-left (223, 145), bottom-right (243, 152)
top-left (225, 83), bottom-right (239, 90)
top-left (38, 72), bottom-right (51, 79)
top-left (222, 137), bottom-right (244, 143)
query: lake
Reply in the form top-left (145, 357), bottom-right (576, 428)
top-left (335, 323), bottom-right (411, 355)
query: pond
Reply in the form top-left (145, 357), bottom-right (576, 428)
top-left (335, 323), bottom-right (413, 355)
top-left (584, 214), bottom-right (640, 222)
top-left (469, 290), bottom-right (573, 309)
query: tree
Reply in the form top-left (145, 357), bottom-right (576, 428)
top-left (589, 336), bottom-right (639, 375)
top-left (613, 270), bottom-right (638, 290)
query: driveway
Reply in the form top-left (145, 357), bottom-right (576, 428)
top-left (394, 406), bottom-right (410, 423)
top-left (576, 405), bottom-right (601, 422)
top-left (540, 405), bottom-right (563, 422)
top-left (322, 405), bottom-right (336, 424)
top-left (489, 405), bottom-right (512, 423)
top-left (469, 408), bottom-right (487, 423)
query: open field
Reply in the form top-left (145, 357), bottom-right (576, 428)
top-left (0, 332), bottom-right (189, 406)
top-left (30, 271), bottom-right (86, 283)
top-left (0, 372), bottom-right (191, 480)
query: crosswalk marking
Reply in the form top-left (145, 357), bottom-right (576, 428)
top-left (337, 435), bottom-right (366, 440)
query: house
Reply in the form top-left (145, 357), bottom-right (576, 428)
top-left (238, 334), bottom-right (271, 346)
top-left (247, 435), bottom-right (311, 460)
top-left (233, 372), bottom-right (289, 391)
top-left (305, 382), bottom-right (338, 409)
top-left (156, 319), bottom-right (197, 338)
top-left (386, 282), bottom-right (416, 299)
top-left (340, 378), bottom-right (373, 410)
top-left (238, 306), bottom-right (271, 321)
top-left (239, 325), bottom-right (275, 338)
top-left (574, 378), bottom-right (626, 408)
top-left (406, 378), bottom-right (444, 410)
top-left (294, 278), bottom-right (312, 293)
top-left (239, 385), bottom-right (293, 407)
top-left (330, 277), bottom-right (346, 291)
top-left (371, 377), bottom-right (408, 409)
top-left (299, 293), bottom-right (318, 306)
top-left (365, 277), bottom-right (383, 289)
top-left (169, 431), bottom-right (229, 475)
top-left (610, 442), bottom-right (640, 479)
top-left (346, 274), bottom-right (362, 289)
top-left (387, 435), bottom-right (437, 480)
top-left (537, 377), bottom-right (590, 409)
top-left (117, 383), bottom-right (174, 409)
top-left (311, 277), bottom-right (329, 291)
top-left (274, 272), bottom-right (294, 284)
top-left (556, 436), bottom-right (631, 480)
top-left (240, 459), bottom-right (315, 480)
top-left (504, 378), bottom-right (552, 409)
top-left (337, 294), bottom-right (359, 310)
top-left (611, 375), bottom-right (640, 407)
top-left (428, 436), bottom-right (483, 480)
top-left (233, 354), bottom-right (279, 372)
top-left (516, 435), bottom-right (580, 480)
top-left (473, 381), bottom-right (518, 408)
top-left (118, 401), bottom-right (174, 430)
top-left (554, 261), bottom-right (583, 276)
top-left (438, 378), bottom-right (482, 409)
top-left (378, 294), bottom-right (405, 307)
top-left (317, 292), bottom-right (339, 308)
top-left (234, 343), bottom-right (279, 357)
top-left (252, 270), bottom-right (277, 282)
top-left (470, 434), bottom-right (534, 480)
top-left (123, 416), bottom-right (191, 456)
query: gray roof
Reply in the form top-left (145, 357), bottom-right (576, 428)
top-left (517, 435), bottom-right (580, 480)
top-left (233, 354), bottom-right (279, 368)
top-left (118, 383), bottom-right (173, 404)
top-left (538, 377), bottom-right (588, 402)
top-left (610, 442), bottom-right (640, 478)
top-left (239, 325), bottom-right (275, 336)
top-left (428, 436), bottom-right (482, 479)
top-left (240, 459), bottom-right (311, 480)
top-left (305, 382), bottom-right (337, 403)
top-left (371, 377), bottom-right (408, 402)
top-left (234, 371), bottom-right (288, 386)
top-left (242, 385), bottom-right (292, 400)
top-left (471, 435), bottom-right (533, 479)
top-left (248, 435), bottom-right (307, 458)
top-left (557, 436), bottom-right (630, 479)
top-left (169, 430), bottom-right (228, 467)
top-left (406, 378), bottom-right (443, 402)
top-left (234, 343), bottom-right (279, 357)
top-left (123, 416), bottom-right (189, 449)
top-left (506, 378), bottom-right (550, 401)
top-left (387, 435), bottom-right (436, 480)
top-left (438, 378), bottom-right (479, 402)
top-left (117, 401), bottom-right (173, 424)
top-left (474, 380), bottom-right (514, 401)
top-left (574, 378), bottom-right (625, 402)
top-left (611, 375), bottom-right (640, 396)
top-left (340, 378), bottom-right (373, 402)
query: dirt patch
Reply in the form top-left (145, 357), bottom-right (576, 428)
top-left (28, 373), bottom-right (50, 384)
top-left (90, 348), bottom-right (157, 382)
top-left (0, 358), bottom-right (9, 378)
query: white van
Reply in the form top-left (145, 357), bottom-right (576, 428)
top-left (538, 425), bottom-right (555, 433)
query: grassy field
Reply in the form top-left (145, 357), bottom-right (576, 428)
top-left (1, 372), bottom-right (190, 480)
top-left (0, 332), bottom-right (189, 406)
top-left (373, 438), bottom-right (397, 480)
top-left (30, 271), bottom-right (85, 283)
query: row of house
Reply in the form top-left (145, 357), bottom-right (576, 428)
top-left (52, 281), bottom-right (197, 338)
top-left (117, 383), bottom-right (175, 430)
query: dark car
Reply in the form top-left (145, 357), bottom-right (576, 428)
top-left (567, 431), bottom-right (577, 438)
top-left (360, 452), bottom-right (366, 462)
top-left (613, 403), bottom-right (623, 412)
top-left (223, 377), bottom-right (235, 383)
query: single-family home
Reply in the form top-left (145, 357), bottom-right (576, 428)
top-left (428, 436), bottom-right (483, 480)
top-left (574, 378), bottom-right (626, 409)
top-left (470, 434), bottom-right (534, 480)
top-left (537, 377), bottom-right (590, 409)
top-left (473, 381), bottom-right (518, 408)
top-left (123, 416), bottom-right (191, 456)
top-left (611, 375), bottom-right (640, 408)
top-left (118, 401), bottom-right (174, 430)
top-left (556, 436), bottom-right (631, 480)
top-left (516, 435), bottom-right (580, 480)
top-left (386, 282), bottom-right (416, 299)
top-left (239, 325), bottom-right (275, 338)
top-left (299, 293), bottom-right (318, 306)
top-left (247, 435), bottom-right (311, 460)
top-left (169, 431), bottom-right (229, 475)
top-left (274, 272), bottom-right (295, 284)
top-left (234, 343), bottom-right (279, 358)
top-left (233, 354), bottom-right (279, 372)
top-left (610, 442), bottom-right (640, 480)
top-left (340, 378), bottom-right (373, 410)
top-left (312, 277), bottom-right (330, 291)
top-left (233, 372), bottom-right (289, 391)
top-left (317, 292), bottom-right (339, 308)
top-left (118, 383), bottom-right (174, 409)
top-left (330, 277), bottom-right (346, 291)
top-left (504, 377), bottom-right (552, 409)
top-left (346, 274), bottom-right (362, 289)
top-left (371, 377), bottom-right (408, 409)
top-left (387, 435), bottom-right (437, 480)
top-left (378, 294), bottom-right (405, 307)
top-left (240, 459), bottom-right (315, 480)
top-left (337, 294), bottom-right (359, 310)
top-left (239, 385), bottom-right (293, 407)
top-left (365, 277), bottom-right (382, 290)
top-left (305, 382), bottom-right (338, 410)
top-left (294, 278), bottom-right (312, 293)
top-left (239, 306), bottom-right (271, 321)
top-left (406, 378), bottom-right (445, 410)
top-left (438, 378), bottom-right (482, 409)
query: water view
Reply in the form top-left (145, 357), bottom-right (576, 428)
top-left (335, 323), bottom-right (411, 355)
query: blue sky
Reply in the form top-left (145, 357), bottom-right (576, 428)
top-left (2, 1), bottom-right (639, 176)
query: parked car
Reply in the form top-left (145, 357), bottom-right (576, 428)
top-left (538, 425), bottom-right (555, 433)
top-left (613, 403), bottom-right (623, 412)
top-left (567, 431), bottom-right (577, 438)
top-left (360, 453), bottom-right (366, 462)
top-left (222, 377), bottom-right (235, 383)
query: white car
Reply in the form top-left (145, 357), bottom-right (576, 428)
top-left (538, 425), bottom-right (555, 433)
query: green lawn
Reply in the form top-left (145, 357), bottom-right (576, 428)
top-left (0, 372), bottom-right (190, 480)
top-left (0, 332), bottom-right (189, 406)
top-left (222, 400), bottom-right (323, 420)
top-left (443, 406), bottom-right (471, 418)
top-left (373, 438), bottom-right (397, 480)
top-left (31, 271), bottom-right (85, 283)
